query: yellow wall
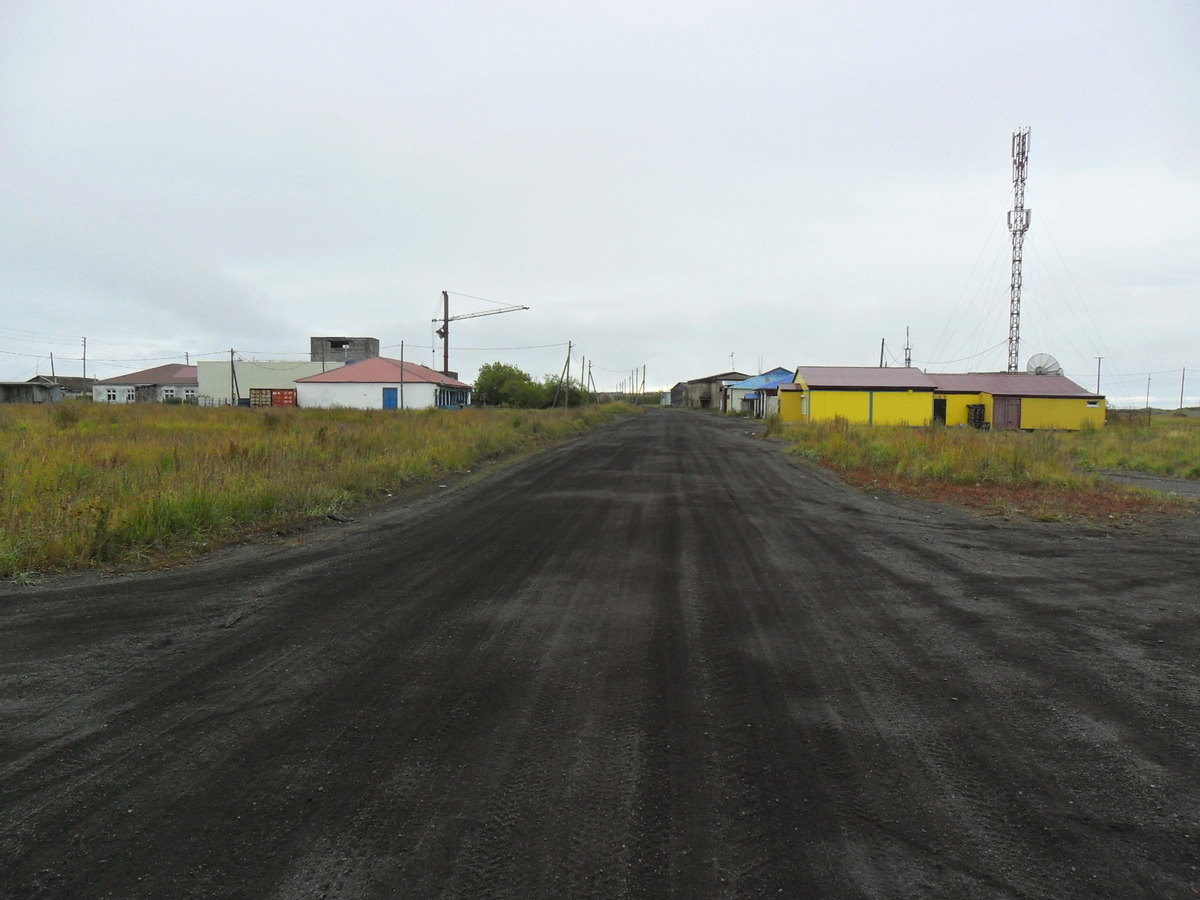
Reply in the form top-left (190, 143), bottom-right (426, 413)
top-left (810, 390), bottom-right (871, 423)
top-left (782, 386), bottom-right (1104, 430)
top-left (873, 390), bottom-right (934, 426)
top-left (804, 390), bottom-right (932, 425)
top-left (1019, 396), bottom-right (1106, 430)
top-left (779, 390), bottom-right (805, 423)
top-left (936, 393), bottom-right (981, 426)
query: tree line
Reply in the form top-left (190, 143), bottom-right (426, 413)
top-left (472, 362), bottom-right (587, 408)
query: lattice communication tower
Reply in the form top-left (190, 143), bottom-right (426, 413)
top-left (1007, 126), bottom-right (1031, 373)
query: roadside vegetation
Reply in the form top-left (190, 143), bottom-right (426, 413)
top-left (472, 361), bottom-right (586, 408)
top-left (766, 410), bottom-right (1200, 522)
top-left (0, 402), bottom-right (631, 580)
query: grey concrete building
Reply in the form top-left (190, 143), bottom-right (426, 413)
top-left (309, 337), bottom-right (380, 365)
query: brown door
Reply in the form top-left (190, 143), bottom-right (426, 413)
top-left (993, 396), bottom-right (1022, 430)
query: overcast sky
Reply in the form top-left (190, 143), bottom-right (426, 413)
top-left (2, 0), bottom-right (1197, 404)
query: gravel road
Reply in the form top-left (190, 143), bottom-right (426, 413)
top-left (2, 409), bottom-right (1198, 898)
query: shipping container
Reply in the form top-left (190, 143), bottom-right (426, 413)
top-left (249, 388), bottom-right (298, 408)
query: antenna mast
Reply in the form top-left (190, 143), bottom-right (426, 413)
top-left (1007, 126), bottom-right (1031, 373)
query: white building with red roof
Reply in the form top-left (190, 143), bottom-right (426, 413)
top-left (295, 358), bottom-right (472, 410)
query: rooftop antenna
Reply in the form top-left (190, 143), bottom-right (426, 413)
top-left (1007, 126), bottom-right (1031, 373)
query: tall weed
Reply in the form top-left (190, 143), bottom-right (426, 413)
top-left (0, 403), bottom-right (627, 577)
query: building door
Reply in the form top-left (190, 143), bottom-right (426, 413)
top-left (993, 396), bottom-right (1021, 430)
top-left (933, 398), bottom-right (947, 425)
top-left (382, 387), bottom-right (398, 409)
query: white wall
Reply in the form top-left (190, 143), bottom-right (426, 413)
top-left (296, 382), bottom-right (439, 410)
top-left (197, 360), bottom-right (341, 404)
top-left (92, 384), bottom-right (198, 403)
top-left (94, 384), bottom-right (136, 403)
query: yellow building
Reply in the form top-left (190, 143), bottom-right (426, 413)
top-left (779, 367), bottom-right (937, 425)
top-left (929, 372), bottom-right (1105, 430)
top-left (779, 367), bottom-right (1105, 430)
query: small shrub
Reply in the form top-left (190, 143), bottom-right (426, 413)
top-left (52, 404), bottom-right (83, 428)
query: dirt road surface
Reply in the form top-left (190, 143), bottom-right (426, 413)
top-left (2, 410), bottom-right (1198, 898)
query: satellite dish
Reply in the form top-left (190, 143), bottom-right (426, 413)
top-left (1026, 353), bottom-right (1063, 376)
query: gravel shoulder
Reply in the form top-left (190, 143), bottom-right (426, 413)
top-left (1100, 469), bottom-right (1200, 499)
top-left (2, 409), bottom-right (1198, 898)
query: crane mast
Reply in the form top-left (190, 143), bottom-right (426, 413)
top-left (435, 290), bottom-right (529, 375)
top-left (1007, 126), bottom-right (1031, 373)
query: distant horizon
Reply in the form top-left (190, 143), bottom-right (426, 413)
top-left (3, 2), bottom-right (1196, 408)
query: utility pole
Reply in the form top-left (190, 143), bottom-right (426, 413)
top-left (552, 342), bottom-right (572, 408)
top-left (1181, 367), bottom-right (1187, 410)
top-left (904, 327), bottom-right (912, 368)
top-left (1095, 357), bottom-right (1103, 395)
top-left (82, 337), bottom-right (87, 383)
top-left (1007, 126), bottom-right (1031, 373)
top-left (400, 341), bottom-right (405, 410)
top-left (50, 353), bottom-right (56, 382)
top-left (879, 338), bottom-right (886, 368)
top-left (441, 290), bottom-right (449, 375)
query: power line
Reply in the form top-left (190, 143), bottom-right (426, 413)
top-left (0, 348), bottom-right (194, 364)
top-left (381, 342), bottom-right (568, 352)
top-left (445, 291), bottom-right (518, 307)
top-left (913, 340), bottom-right (1010, 368)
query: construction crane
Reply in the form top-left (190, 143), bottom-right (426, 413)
top-left (434, 290), bottom-right (529, 375)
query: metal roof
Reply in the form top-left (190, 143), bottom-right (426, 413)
top-left (929, 372), bottom-right (1100, 398)
top-left (27, 375), bottom-right (97, 391)
top-left (686, 371), bottom-right (752, 384)
top-left (794, 366), bottom-right (938, 390)
top-left (781, 366), bottom-right (1101, 399)
top-left (296, 357), bottom-right (470, 388)
top-left (728, 367), bottom-right (794, 390)
top-left (97, 364), bottom-right (198, 386)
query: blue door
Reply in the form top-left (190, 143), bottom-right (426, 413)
top-left (382, 387), bottom-right (398, 409)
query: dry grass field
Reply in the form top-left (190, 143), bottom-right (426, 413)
top-left (770, 410), bottom-right (1200, 522)
top-left (0, 402), bottom-right (629, 579)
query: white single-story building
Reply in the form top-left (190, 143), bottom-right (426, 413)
top-left (93, 364), bottom-right (198, 403)
top-left (295, 357), bottom-right (472, 410)
top-left (723, 367), bottom-right (793, 414)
